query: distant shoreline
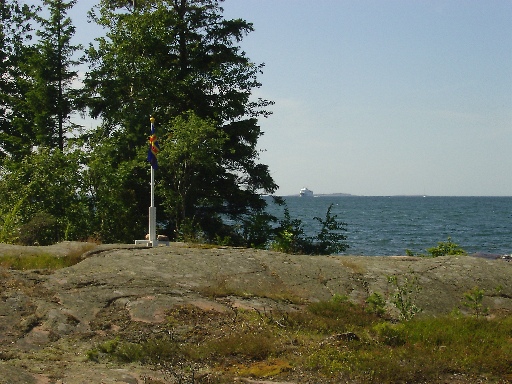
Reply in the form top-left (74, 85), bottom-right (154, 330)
top-left (280, 194), bottom-right (512, 198)
top-left (287, 193), bottom-right (355, 197)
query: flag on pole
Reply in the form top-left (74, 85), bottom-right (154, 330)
top-left (147, 116), bottom-right (160, 170)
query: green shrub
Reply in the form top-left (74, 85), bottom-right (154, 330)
top-left (175, 217), bottom-right (205, 243)
top-left (310, 203), bottom-right (349, 254)
top-left (388, 274), bottom-right (422, 321)
top-left (425, 237), bottom-right (466, 257)
top-left (91, 337), bottom-right (183, 365)
top-left (462, 286), bottom-right (489, 318)
top-left (272, 204), bottom-right (349, 255)
top-left (240, 212), bottom-right (275, 249)
top-left (201, 329), bottom-right (277, 360)
top-left (18, 212), bottom-right (59, 246)
top-left (406, 237), bottom-right (467, 257)
top-left (365, 292), bottom-right (387, 317)
top-left (373, 322), bottom-right (407, 346)
top-left (271, 207), bottom-right (308, 254)
top-left (98, 337), bottom-right (120, 354)
top-left (307, 295), bottom-right (378, 331)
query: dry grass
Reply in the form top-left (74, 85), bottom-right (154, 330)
top-left (0, 242), bottom-right (96, 270)
top-left (339, 259), bottom-right (366, 274)
top-left (230, 359), bottom-right (292, 377)
top-left (197, 273), bottom-right (306, 305)
top-left (86, 297), bottom-right (512, 383)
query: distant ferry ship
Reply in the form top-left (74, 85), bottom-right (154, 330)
top-left (299, 187), bottom-right (314, 197)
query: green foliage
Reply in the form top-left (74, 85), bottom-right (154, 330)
top-left (83, 0), bottom-right (277, 240)
top-left (365, 292), bottom-right (387, 317)
top-left (310, 203), bottom-right (349, 254)
top-left (0, 245), bottom-right (92, 270)
top-left (425, 237), bottom-right (467, 257)
top-left (0, 148), bottom-right (90, 244)
top-left (239, 212), bottom-right (276, 249)
top-left (0, 0), bottom-right (82, 156)
top-left (174, 217), bottom-right (205, 243)
top-left (18, 211), bottom-right (58, 246)
top-left (373, 322), bottom-right (406, 346)
top-left (271, 203), bottom-right (349, 255)
top-left (82, 139), bottom-right (148, 243)
top-left (0, 0), bottom-right (39, 161)
top-left (0, 0), bottom-right (308, 245)
top-left (97, 337), bottom-right (120, 354)
top-left (405, 237), bottom-right (467, 257)
top-left (28, 0), bottom-right (83, 151)
top-left (0, 192), bottom-right (26, 244)
top-left (270, 206), bottom-right (308, 254)
top-left (87, 299), bottom-right (512, 383)
top-left (388, 274), bottom-right (422, 321)
top-left (307, 294), bottom-right (378, 331)
top-left (157, 112), bottom-right (230, 239)
top-left (89, 336), bottom-right (183, 365)
top-left (462, 286), bottom-right (489, 318)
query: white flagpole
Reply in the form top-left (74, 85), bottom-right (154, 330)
top-left (149, 117), bottom-right (157, 247)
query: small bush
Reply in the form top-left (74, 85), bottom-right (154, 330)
top-left (98, 337), bottom-right (120, 354)
top-left (18, 212), bottom-right (59, 246)
top-left (373, 322), bottom-right (407, 346)
top-left (406, 237), bottom-right (467, 257)
top-left (271, 207), bottom-right (308, 254)
top-left (307, 295), bottom-right (379, 331)
top-left (92, 337), bottom-right (183, 365)
top-left (310, 203), bottom-right (349, 254)
top-left (462, 286), bottom-right (489, 318)
top-left (272, 204), bottom-right (349, 255)
top-left (365, 292), bottom-right (387, 317)
top-left (175, 217), bottom-right (205, 243)
top-left (202, 329), bottom-right (277, 361)
top-left (240, 212), bottom-right (275, 249)
top-left (388, 274), bottom-right (422, 321)
top-left (425, 237), bottom-right (466, 257)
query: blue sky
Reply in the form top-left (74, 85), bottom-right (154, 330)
top-left (64, 1), bottom-right (512, 196)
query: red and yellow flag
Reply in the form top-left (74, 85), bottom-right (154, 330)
top-left (147, 116), bottom-right (160, 170)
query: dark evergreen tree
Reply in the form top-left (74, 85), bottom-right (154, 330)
top-left (0, 0), bottom-right (37, 160)
top-left (28, 0), bottom-right (82, 151)
top-left (0, 1), bottom-right (91, 244)
top-left (84, 0), bottom-right (277, 240)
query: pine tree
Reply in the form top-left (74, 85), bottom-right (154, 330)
top-left (28, 0), bottom-right (82, 151)
top-left (0, 0), bottom-right (37, 160)
top-left (84, 0), bottom-right (277, 240)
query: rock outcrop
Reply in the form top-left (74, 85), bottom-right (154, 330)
top-left (0, 242), bottom-right (510, 383)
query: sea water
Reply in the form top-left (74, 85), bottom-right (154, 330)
top-left (264, 196), bottom-right (512, 256)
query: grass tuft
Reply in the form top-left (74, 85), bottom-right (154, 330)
top-left (0, 243), bottom-right (96, 271)
top-left (231, 359), bottom-right (292, 377)
top-left (86, 300), bottom-right (512, 382)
